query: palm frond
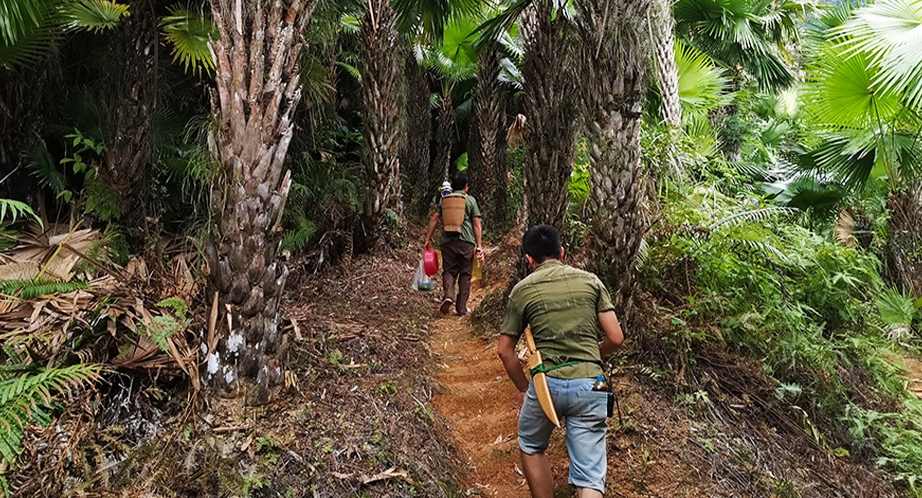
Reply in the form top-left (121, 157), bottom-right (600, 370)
top-left (674, 40), bottom-right (731, 115)
top-left (802, 42), bottom-right (903, 130)
top-left (497, 56), bottom-right (522, 89)
top-left (160, 6), bottom-right (218, 76)
top-left (834, 0), bottom-right (922, 111)
top-left (806, 135), bottom-right (877, 190)
top-left (27, 141), bottom-right (67, 193)
top-left (0, 10), bottom-right (58, 68)
top-left (710, 206), bottom-right (800, 231)
top-left (875, 286), bottom-right (916, 341)
top-left (0, 0), bottom-right (53, 45)
top-left (474, 0), bottom-right (531, 53)
top-left (0, 199), bottom-right (41, 227)
top-left (674, 0), bottom-right (800, 89)
top-left (60, 0), bottom-right (130, 33)
top-left (336, 60), bottom-right (362, 83)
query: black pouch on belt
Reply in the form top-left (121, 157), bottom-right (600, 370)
top-left (606, 391), bottom-right (614, 418)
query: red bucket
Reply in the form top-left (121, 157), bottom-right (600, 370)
top-left (423, 249), bottom-right (440, 277)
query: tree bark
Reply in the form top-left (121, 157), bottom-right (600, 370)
top-left (469, 49), bottom-right (507, 224)
top-left (648, 0), bottom-right (681, 127)
top-left (101, 0), bottom-right (158, 222)
top-left (885, 184), bottom-right (922, 295)
top-left (400, 52), bottom-right (432, 212)
top-left (576, 0), bottom-right (650, 319)
top-left (359, 0), bottom-right (403, 239)
top-left (521, 1), bottom-right (578, 231)
top-left (204, 0), bottom-right (314, 405)
top-left (431, 93), bottom-right (454, 197)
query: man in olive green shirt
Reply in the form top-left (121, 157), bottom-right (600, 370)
top-left (424, 172), bottom-right (484, 316)
top-left (498, 224), bottom-right (624, 498)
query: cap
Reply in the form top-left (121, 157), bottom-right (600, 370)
top-left (440, 181), bottom-right (451, 190)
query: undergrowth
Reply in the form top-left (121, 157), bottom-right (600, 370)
top-left (641, 182), bottom-right (922, 495)
top-left (0, 363), bottom-right (100, 496)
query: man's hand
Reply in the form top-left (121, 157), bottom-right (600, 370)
top-left (424, 240), bottom-right (431, 251)
top-left (475, 246), bottom-right (485, 262)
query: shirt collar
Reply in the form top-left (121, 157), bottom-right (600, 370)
top-left (534, 259), bottom-right (563, 271)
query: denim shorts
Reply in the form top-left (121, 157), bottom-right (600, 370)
top-left (518, 376), bottom-right (608, 491)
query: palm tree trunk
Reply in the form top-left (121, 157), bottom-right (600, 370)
top-left (576, 0), bottom-right (650, 318)
top-left (101, 0), bottom-right (158, 223)
top-left (432, 94), bottom-right (455, 193)
top-left (521, 1), bottom-right (578, 231)
top-left (204, 0), bottom-right (315, 405)
top-left (470, 49), bottom-right (507, 224)
top-left (885, 184), bottom-right (922, 294)
top-left (400, 53), bottom-right (431, 212)
top-left (359, 0), bottom-right (403, 240)
top-left (648, 0), bottom-right (681, 127)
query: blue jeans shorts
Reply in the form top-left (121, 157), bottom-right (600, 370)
top-left (518, 376), bottom-right (608, 491)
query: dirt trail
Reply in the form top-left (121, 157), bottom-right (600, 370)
top-left (430, 283), bottom-right (532, 496)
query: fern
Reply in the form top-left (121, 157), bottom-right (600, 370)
top-left (0, 279), bottom-right (90, 299)
top-left (281, 216), bottom-right (317, 253)
top-left (0, 364), bottom-right (100, 468)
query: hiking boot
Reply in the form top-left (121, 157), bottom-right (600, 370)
top-left (439, 298), bottom-right (453, 315)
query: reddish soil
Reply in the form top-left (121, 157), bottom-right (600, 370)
top-left (431, 282), bottom-right (714, 498)
top-left (429, 276), bottom-right (897, 498)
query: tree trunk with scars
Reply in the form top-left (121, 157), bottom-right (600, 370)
top-left (648, 0), bottom-right (680, 127)
top-left (470, 49), bottom-right (507, 224)
top-left (576, 0), bottom-right (650, 319)
top-left (204, 0), bottom-right (314, 405)
top-left (885, 185), bottom-right (922, 296)
top-left (359, 0), bottom-right (403, 241)
top-left (101, 0), bottom-right (158, 224)
top-left (431, 94), bottom-right (455, 194)
top-left (521, 1), bottom-right (578, 231)
top-left (400, 53), bottom-right (432, 212)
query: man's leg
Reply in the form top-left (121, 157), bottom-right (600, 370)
top-left (576, 487), bottom-right (603, 498)
top-left (455, 243), bottom-right (475, 314)
top-left (521, 452), bottom-right (554, 498)
top-left (441, 242), bottom-right (459, 311)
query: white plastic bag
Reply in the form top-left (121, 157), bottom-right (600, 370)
top-left (411, 259), bottom-right (435, 291)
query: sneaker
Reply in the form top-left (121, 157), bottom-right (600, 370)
top-left (457, 307), bottom-right (472, 317)
top-left (440, 298), bottom-right (453, 315)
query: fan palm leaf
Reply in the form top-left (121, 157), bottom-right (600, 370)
top-left (0, 0), bottom-right (53, 45)
top-left (674, 0), bottom-right (808, 89)
top-left (834, 0), bottom-right (922, 111)
top-left (0, 0), bottom-right (128, 68)
top-left (802, 42), bottom-right (903, 130)
top-left (160, 6), bottom-right (218, 76)
top-left (674, 40), bottom-right (731, 115)
top-left (60, 0), bottom-right (130, 33)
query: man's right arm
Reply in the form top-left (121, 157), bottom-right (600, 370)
top-left (424, 212), bottom-right (440, 249)
top-left (598, 310), bottom-right (624, 358)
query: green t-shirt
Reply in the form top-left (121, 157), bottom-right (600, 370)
top-left (438, 193), bottom-right (481, 246)
top-left (501, 260), bottom-right (615, 379)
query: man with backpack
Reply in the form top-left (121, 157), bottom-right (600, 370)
top-left (498, 224), bottom-right (624, 498)
top-left (423, 172), bottom-right (484, 316)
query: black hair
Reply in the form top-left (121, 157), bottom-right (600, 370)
top-left (522, 224), bottom-right (562, 263)
top-left (451, 171), bottom-right (468, 191)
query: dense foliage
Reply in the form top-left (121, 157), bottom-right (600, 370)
top-left (2, 0), bottom-right (922, 495)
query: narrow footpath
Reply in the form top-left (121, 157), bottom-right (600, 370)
top-left (431, 283), bottom-right (533, 497)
